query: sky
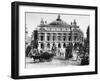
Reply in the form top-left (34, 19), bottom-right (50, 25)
top-left (25, 12), bottom-right (90, 38)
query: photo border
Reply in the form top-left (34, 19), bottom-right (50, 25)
top-left (11, 1), bottom-right (98, 79)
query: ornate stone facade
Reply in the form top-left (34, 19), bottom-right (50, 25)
top-left (31, 15), bottom-right (84, 52)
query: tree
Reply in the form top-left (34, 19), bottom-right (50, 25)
top-left (86, 26), bottom-right (89, 54)
top-left (34, 30), bottom-right (38, 40)
top-left (86, 26), bottom-right (89, 41)
top-left (31, 40), bottom-right (38, 49)
top-left (65, 43), bottom-right (73, 59)
top-left (80, 26), bottom-right (90, 65)
top-left (31, 29), bottom-right (38, 49)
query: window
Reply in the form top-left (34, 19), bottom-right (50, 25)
top-left (69, 33), bottom-right (71, 35)
top-left (58, 36), bottom-right (61, 40)
top-left (47, 33), bottom-right (50, 41)
top-left (40, 33), bottom-right (45, 41)
top-left (58, 43), bottom-right (61, 48)
top-left (58, 33), bottom-right (62, 35)
top-left (63, 43), bottom-right (66, 48)
top-left (41, 43), bottom-right (44, 49)
top-left (74, 33), bottom-right (78, 41)
top-left (53, 33), bottom-right (56, 36)
top-left (63, 36), bottom-right (66, 41)
top-left (68, 36), bottom-right (71, 41)
top-left (47, 43), bottom-right (50, 48)
top-left (52, 33), bottom-right (56, 41)
top-left (53, 36), bottom-right (56, 41)
top-left (53, 43), bottom-right (55, 46)
top-left (63, 33), bottom-right (67, 36)
top-left (40, 36), bottom-right (44, 41)
top-left (47, 36), bottom-right (50, 41)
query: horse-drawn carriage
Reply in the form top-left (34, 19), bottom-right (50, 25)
top-left (26, 47), bottom-right (54, 63)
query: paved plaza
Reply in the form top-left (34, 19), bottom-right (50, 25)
top-left (25, 56), bottom-right (81, 69)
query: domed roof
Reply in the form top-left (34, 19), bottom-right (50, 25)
top-left (48, 15), bottom-right (70, 27)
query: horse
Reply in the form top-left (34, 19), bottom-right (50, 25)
top-left (30, 52), bottom-right (54, 62)
top-left (31, 54), bottom-right (41, 62)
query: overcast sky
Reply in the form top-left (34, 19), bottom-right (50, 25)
top-left (26, 12), bottom-right (90, 37)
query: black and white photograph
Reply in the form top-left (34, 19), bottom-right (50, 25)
top-left (11, 2), bottom-right (97, 79)
top-left (25, 13), bottom-right (90, 68)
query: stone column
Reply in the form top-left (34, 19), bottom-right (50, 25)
top-left (51, 33), bottom-right (53, 42)
top-left (45, 32), bottom-right (47, 42)
top-left (44, 42), bottom-right (46, 51)
top-left (50, 42), bottom-right (53, 50)
top-left (72, 32), bottom-right (74, 43)
top-left (56, 33), bottom-right (58, 42)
